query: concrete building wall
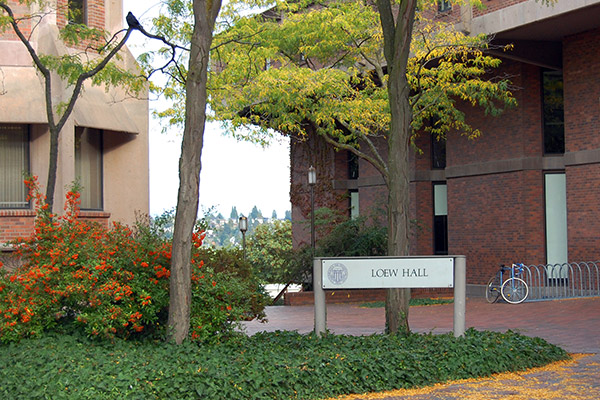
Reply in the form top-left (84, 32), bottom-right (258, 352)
top-left (0, 0), bottom-right (149, 245)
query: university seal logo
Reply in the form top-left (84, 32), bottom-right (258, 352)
top-left (327, 263), bottom-right (348, 285)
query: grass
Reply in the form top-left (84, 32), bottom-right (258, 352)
top-left (360, 297), bottom-right (454, 308)
top-left (0, 329), bottom-right (568, 400)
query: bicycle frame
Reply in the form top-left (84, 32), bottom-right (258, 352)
top-left (486, 263), bottom-right (529, 304)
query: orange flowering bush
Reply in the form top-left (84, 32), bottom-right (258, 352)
top-left (0, 177), bottom-right (268, 343)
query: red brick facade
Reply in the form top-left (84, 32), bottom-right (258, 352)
top-left (290, 2), bottom-right (600, 287)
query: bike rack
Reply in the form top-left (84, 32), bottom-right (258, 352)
top-left (522, 261), bottom-right (600, 301)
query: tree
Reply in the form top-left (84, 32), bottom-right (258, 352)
top-left (230, 206), bottom-right (239, 220)
top-left (208, 0), bottom-right (518, 334)
top-left (166, 0), bottom-right (222, 344)
top-left (0, 0), bottom-right (145, 209)
top-left (271, 210), bottom-right (278, 220)
top-left (249, 205), bottom-right (262, 220)
top-left (247, 219), bottom-right (292, 283)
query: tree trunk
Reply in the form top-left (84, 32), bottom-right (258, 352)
top-left (45, 126), bottom-right (60, 210)
top-left (168, 0), bottom-right (221, 344)
top-left (377, 0), bottom-right (418, 335)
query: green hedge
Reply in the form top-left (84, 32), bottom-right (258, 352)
top-left (0, 329), bottom-right (568, 399)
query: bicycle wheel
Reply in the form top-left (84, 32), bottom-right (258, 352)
top-left (485, 273), bottom-right (502, 303)
top-left (501, 277), bottom-right (529, 304)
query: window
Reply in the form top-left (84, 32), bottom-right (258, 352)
top-left (0, 124), bottom-right (29, 209)
top-left (544, 173), bottom-right (568, 285)
top-left (348, 151), bottom-right (359, 179)
top-left (544, 173), bottom-right (568, 265)
top-left (438, 0), bottom-right (452, 13)
top-left (350, 190), bottom-right (359, 219)
top-left (433, 183), bottom-right (448, 255)
top-left (75, 127), bottom-right (103, 210)
top-left (542, 70), bottom-right (564, 154)
top-left (68, 0), bottom-right (87, 25)
top-left (431, 136), bottom-right (446, 169)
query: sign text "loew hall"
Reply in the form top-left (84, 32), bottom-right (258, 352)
top-left (322, 257), bottom-right (454, 289)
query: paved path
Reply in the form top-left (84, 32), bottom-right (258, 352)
top-left (242, 297), bottom-right (600, 399)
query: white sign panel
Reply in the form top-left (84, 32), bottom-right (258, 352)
top-left (322, 257), bottom-right (454, 289)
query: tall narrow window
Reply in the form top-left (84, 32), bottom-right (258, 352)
top-left (545, 173), bottom-right (568, 267)
top-left (350, 190), bottom-right (359, 219)
top-left (431, 136), bottom-right (446, 169)
top-left (433, 183), bottom-right (448, 255)
top-left (75, 127), bottom-right (103, 210)
top-left (0, 125), bottom-right (29, 209)
top-left (68, 0), bottom-right (87, 25)
top-left (348, 151), bottom-right (359, 179)
top-left (542, 70), bottom-right (564, 154)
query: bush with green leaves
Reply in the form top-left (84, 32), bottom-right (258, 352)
top-left (281, 207), bottom-right (388, 287)
top-left (0, 329), bottom-right (568, 399)
top-left (0, 177), bottom-right (268, 343)
top-left (247, 219), bottom-right (293, 283)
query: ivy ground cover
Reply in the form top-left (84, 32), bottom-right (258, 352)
top-left (0, 329), bottom-right (568, 399)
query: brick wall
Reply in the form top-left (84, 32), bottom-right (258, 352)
top-left (0, 1), bottom-right (34, 40)
top-left (444, 60), bottom-right (546, 283)
top-left (1, 1), bottom-right (106, 48)
top-left (56, 0), bottom-right (106, 31)
top-left (564, 28), bottom-right (600, 152)
top-left (448, 170), bottom-right (545, 284)
top-left (1, 210), bottom-right (110, 244)
top-left (564, 28), bottom-right (600, 260)
top-left (0, 210), bottom-right (36, 243)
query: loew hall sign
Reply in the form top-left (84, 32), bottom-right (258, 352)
top-left (313, 256), bottom-right (466, 338)
top-left (322, 257), bottom-right (454, 289)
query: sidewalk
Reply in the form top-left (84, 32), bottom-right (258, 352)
top-left (241, 297), bottom-right (600, 399)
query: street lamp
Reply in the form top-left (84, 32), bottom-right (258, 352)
top-left (239, 215), bottom-right (248, 260)
top-left (308, 166), bottom-right (316, 257)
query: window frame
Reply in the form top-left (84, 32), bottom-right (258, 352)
top-left (438, 0), bottom-right (452, 13)
top-left (432, 182), bottom-right (448, 255)
top-left (74, 127), bottom-right (104, 211)
top-left (0, 124), bottom-right (30, 210)
top-left (68, 0), bottom-right (88, 25)
top-left (541, 69), bottom-right (565, 155)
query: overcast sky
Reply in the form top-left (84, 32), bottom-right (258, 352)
top-left (123, 0), bottom-right (291, 218)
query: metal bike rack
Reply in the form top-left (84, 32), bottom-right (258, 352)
top-left (522, 261), bottom-right (600, 301)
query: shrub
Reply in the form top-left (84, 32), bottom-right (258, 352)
top-left (247, 219), bottom-right (293, 284)
top-left (0, 177), bottom-right (268, 343)
top-left (0, 329), bottom-right (569, 399)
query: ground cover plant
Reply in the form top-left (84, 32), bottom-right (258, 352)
top-left (0, 329), bottom-right (568, 399)
top-left (0, 177), bottom-right (268, 343)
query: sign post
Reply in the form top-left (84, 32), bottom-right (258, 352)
top-left (313, 256), bottom-right (466, 337)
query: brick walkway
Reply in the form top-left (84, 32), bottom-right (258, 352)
top-left (242, 297), bottom-right (600, 399)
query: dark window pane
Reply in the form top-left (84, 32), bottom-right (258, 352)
top-left (542, 70), bottom-right (564, 154)
top-left (431, 136), bottom-right (446, 169)
top-left (348, 152), bottom-right (359, 179)
top-left (434, 215), bottom-right (448, 255)
top-left (438, 0), bottom-right (451, 12)
top-left (68, 0), bottom-right (86, 25)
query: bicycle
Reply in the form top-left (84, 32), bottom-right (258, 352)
top-left (485, 263), bottom-right (529, 304)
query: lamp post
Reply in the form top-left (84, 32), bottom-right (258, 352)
top-left (239, 215), bottom-right (248, 261)
top-left (308, 166), bottom-right (316, 257)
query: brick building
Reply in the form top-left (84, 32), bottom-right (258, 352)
top-left (0, 0), bottom-right (149, 266)
top-left (291, 0), bottom-right (600, 290)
